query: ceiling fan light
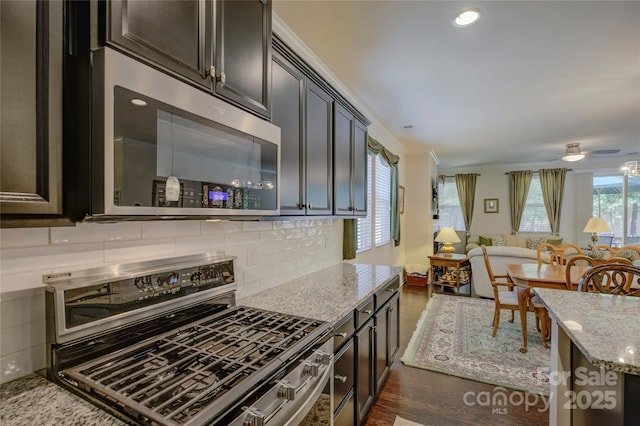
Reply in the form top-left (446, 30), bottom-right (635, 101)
top-left (561, 143), bottom-right (585, 162)
top-left (622, 160), bottom-right (640, 176)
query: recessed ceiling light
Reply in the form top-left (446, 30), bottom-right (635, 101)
top-left (130, 98), bottom-right (147, 107)
top-left (453, 9), bottom-right (481, 27)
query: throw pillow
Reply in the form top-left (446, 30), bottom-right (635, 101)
top-left (492, 236), bottom-right (506, 246)
top-left (547, 237), bottom-right (563, 245)
top-left (527, 237), bottom-right (547, 250)
top-left (479, 235), bottom-right (492, 246)
top-left (618, 250), bottom-right (640, 262)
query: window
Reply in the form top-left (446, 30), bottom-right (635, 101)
top-left (438, 177), bottom-right (465, 230)
top-left (375, 154), bottom-right (391, 246)
top-left (519, 175), bottom-right (551, 233)
top-left (593, 175), bottom-right (640, 246)
top-left (356, 152), bottom-right (391, 251)
top-left (356, 153), bottom-right (373, 252)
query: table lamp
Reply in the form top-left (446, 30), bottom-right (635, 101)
top-left (583, 217), bottom-right (611, 245)
top-left (435, 228), bottom-right (461, 256)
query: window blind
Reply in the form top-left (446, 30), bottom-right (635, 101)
top-left (375, 154), bottom-right (391, 246)
top-left (520, 175), bottom-right (551, 232)
top-left (356, 153), bottom-right (373, 252)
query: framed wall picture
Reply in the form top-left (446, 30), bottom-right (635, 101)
top-left (399, 185), bottom-right (405, 214)
top-left (484, 198), bottom-right (499, 213)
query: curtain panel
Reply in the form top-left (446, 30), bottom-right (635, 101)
top-left (508, 170), bottom-right (533, 234)
top-left (455, 174), bottom-right (477, 238)
top-left (343, 135), bottom-right (400, 260)
top-left (539, 168), bottom-right (567, 235)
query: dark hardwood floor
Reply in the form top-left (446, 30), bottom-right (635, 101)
top-left (364, 284), bottom-right (550, 426)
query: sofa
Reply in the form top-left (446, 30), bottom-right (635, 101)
top-left (465, 234), bottom-right (566, 299)
top-left (465, 233), bottom-right (565, 253)
top-left (467, 246), bottom-right (540, 298)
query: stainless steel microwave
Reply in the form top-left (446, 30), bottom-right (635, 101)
top-left (89, 48), bottom-right (280, 220)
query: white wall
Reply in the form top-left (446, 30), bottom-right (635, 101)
top-left (437, 164), bottom-right (610, 246)
top-left (0, 219), bottom-right (342, 384)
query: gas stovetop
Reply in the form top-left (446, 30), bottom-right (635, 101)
top-left (61, 306), bottom-right (328, 425)
top-left (45, 254), bottom-right (332, 426)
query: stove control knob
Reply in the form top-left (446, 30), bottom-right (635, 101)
top-left (277, 381), bottom-right (296, 401)
top-left (243, 407), bottom-right (265, 426)
top-left (314, 350), bottom-right (331, 366)
top-left (302, 361), bottom-right (320, 378)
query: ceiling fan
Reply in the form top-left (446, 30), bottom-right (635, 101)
top-left (558, 143), bottom-right (620, 162)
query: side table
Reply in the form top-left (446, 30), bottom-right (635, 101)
top-left (427, 253), bottom-right (472, 298)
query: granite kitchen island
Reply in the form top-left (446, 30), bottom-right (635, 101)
top-left (534, 288), bottom-right (640, 426)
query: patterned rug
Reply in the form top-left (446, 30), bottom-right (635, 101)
top-left (401, 294), bottom-right (551, 395)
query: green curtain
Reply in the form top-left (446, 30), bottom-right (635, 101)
top-left (343, 219), bottom-right (357, 259)
top-left (342, 135), bottom-right (400, 260)
top-left (539, 168), bottom-right (567, 235)
top-left (455, 174), bottom-right (477, 238)
top-left (508, 170), bottom-right (533, 234)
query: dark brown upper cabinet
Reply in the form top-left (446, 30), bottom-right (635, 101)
top-left (107, 0), bottom-right (271, 118)
top-left (0, 0), bottom-right (63, 219)
top-left (272, 51), bottom-right (333, 216)
top-left (334, 103), bottom-right (367, 216)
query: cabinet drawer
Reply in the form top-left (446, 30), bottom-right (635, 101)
top-left (332, 313), bottom-right (355, 352)
top-left (375, 276), bottom-right (400, 310)
top-left (333, 339), bottom-right (355, 411)
top-left (334, 389), bottom-right (355, 426)
top-left (355, 298), bottom-right (374, 329)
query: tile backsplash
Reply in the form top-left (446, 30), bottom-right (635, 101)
top-left (0, 219), bottom-right (342, 383)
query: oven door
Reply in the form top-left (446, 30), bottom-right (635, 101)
top-left (224, 337), bottom-right (334, 426)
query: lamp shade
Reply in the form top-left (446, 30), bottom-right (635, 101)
top-left (583, 217), bottom-right (611, 234)
top-left (435, 228), bottom-right (461, 243)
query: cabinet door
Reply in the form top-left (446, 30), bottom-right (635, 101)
top-left (305, 80), bottom-right (333, 215)
top-left (375, 292), bottom-right (401, 392)
top-left (108, 0), bottom-right (211, 91)
top-left (333, 103), bottom-right (353, 215)
top-left (387, 292), bottom-right (401, 363)
top-left (375, 303), bottom-right (389, 391)
top-left (356, 318), bottom-right (374, 422)
top-left (0, 0), bottom-right (62, 215)
top-left (215, 0), bottom-right (271, 117)
top-left (271, 52), bottom-right (305, 215)
top-left (352, 119), bottom-right (368, 216)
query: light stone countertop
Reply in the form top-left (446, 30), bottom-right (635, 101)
top-left (1, 262), bottom-right (401, 424)
top-left (0, 373), bottom-right (125, 425)
top-left (534, 288), bottom-right (640, 375)
top-left (238, 262), bottom-right (404, 324)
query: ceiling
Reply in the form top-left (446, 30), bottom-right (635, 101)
top-left (273, 0), bottom-right (640, 170)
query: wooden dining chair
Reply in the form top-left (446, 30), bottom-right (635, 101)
top-left (481, 245), bottom-right (517, 337)
top-left (564, 255), bottom-right (632, 291)
top-left (482, 246), bottom-right (551, 346)
top-left (594, 245), bottom-right (640, 260)
top-left (537, 243), bottom-right (582, 266)
top-left (578, 264), bottom-right (640, 296)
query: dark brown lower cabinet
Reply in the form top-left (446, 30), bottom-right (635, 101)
top-left (356, 317), bottom-right (375, 422)
top-left (331, 276), bottom-right (400, 425)
top-left (334, 390), bottom-right (356, 426)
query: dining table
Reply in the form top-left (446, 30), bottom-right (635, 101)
top-left (505, 262), bottom-right (584, 353)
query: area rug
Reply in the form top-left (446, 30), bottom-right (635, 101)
top-left (393, 415), bottom-right (426, 426)
top-left (401, 294), bottom-right (550, 395)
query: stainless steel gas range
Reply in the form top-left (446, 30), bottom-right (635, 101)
top-left (44, 254), bottom-right (333, 425)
